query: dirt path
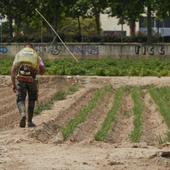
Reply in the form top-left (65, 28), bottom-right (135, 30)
top-left (0, 76), bottom-right (170, 170)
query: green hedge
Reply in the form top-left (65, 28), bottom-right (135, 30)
top-left (2, 33), bottom-right (168, 43)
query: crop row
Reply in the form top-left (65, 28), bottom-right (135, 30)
top-left (35, 85), bottom-right (170, 144)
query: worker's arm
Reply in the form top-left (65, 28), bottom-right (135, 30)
top-left (36, 65), bottom-right (46, 101)
top-left (38, 57), bottom-right (46, 75)
top-left (11, 65), bottom-right (17, 93)
top-left (38, 65), bottom-right (46, 75)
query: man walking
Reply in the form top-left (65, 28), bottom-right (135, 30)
top-left (11, 44), bottom-right (46, 128)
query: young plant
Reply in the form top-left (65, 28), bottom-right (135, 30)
top-left (61, 85), bottom-right (113, 139)
top-left (34, 90), bottom-right (66, 114)
top-left (129, 86), bottom-right (144, 143)
top-left (148, 86), bottom-right (170, 142)
top-left (67, 86), bottom-right (79, 95)
top-left (94, 86), bottom-right (125, 141)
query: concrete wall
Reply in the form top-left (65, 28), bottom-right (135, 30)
top-left (0, 43), bottom-right (170, 60)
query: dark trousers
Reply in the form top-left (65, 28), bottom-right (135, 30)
top-left (16, 79), bottom-right (37, 122)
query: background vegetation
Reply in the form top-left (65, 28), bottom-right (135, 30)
top-left (0, 0), bottom-right (170, 43)
top-left (1, 57), bottom-right (170, 77)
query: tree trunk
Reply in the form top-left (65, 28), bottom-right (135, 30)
top-left (77, 16), bottom-right (81, 39)
top-left (54, 7), bottom-right (58, 31)
top-left (15, 18), bottom-right (21, 33)
top-left (147, 5), bottom-right (152, 43)
top-left (130, 18), bottom-right (136, 36)
top-left (95, 13), bottom-right (100, 36)
top-left (8, 14), bottom-right (13, 38)
top-left (94, 7), bottom-right (100, 36)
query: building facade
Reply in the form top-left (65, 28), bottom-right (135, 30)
top-left (100, 13), bottom-right (170, 37)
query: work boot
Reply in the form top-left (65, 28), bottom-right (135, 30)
top-left (18, 101), bottom-right (26, 116)
top-left (18, 101), bottom-right (26, 128)
top-left (28, 100), bottom-right (36, 127)
top-left (20, 116), bottom-right (26, 128)
top-left (28, 121), bottom-right (36, 127)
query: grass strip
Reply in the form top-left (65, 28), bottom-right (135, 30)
top-left (148, 86), bottom-right (170, 141)
top-left (94, 86), bottom-right (125, 141)
top-left (34, 90), bottom-right (66, 114)
top-left (154, 86), bottom-right (170, 109)
top-left (34, 86), bottom-right (79, 115)
top-left (130, 86), bottom-right (144, 142)
top-left (61, 85), bottom-right (113, 139)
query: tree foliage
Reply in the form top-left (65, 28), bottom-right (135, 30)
top-left (0, 0), bottom-right (170, 42)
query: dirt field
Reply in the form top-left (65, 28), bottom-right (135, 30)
top-left (0, 75), bottom-right (170, 170)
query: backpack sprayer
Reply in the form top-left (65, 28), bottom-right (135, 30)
top-left (35, 8), bottom-right (79, 62)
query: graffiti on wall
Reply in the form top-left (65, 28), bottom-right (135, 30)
top-left (69, 45), bottom-right (99, 55)
top-left (0, 47), bottom-right (8, 53)
top-left (135, 45), bottom-right (165, 55)
top-left (34, 45), bottom-right (60, 55)
top-left (1, 44), bottom-right (168, 57)
top-left (34, 45), bottom-right (99, 55)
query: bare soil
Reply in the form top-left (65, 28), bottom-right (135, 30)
top-left (0, 76), bottom-right (170, 170)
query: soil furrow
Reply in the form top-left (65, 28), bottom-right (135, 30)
top-left (38, 88), bottom-right (58, 102)
top-left (141, 89), bottom-right (169, 146)
top-left (28, 88), bottom-right (96, 143)
top-left (68, 91), bottom-right (114, 142)
top-left (0, 95), bottom-right (15, 106)
top-left (106, 91), bottom-right (134, 144)
top-left (0, 100), bottom-right (16, 116)
top-left (0, 87), bottom-right (12, 96)
top-left (0, 109), bottom-right (20, 130)
top-left (52, 88), bottom-right (96, 128)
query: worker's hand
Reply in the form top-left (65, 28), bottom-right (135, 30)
top-left (38, 66), bottom-right (46, 75)
top-left (12, 84), bottom-right (17, 93)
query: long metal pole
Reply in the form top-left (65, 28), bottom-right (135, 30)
top-left (35, 8), bottom-right (78, 62)
top-left (41, 19), bottom-right (43, 43)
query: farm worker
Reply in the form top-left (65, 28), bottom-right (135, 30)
top-left (11, 44), bottom-right (46, 128)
